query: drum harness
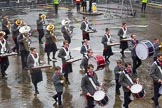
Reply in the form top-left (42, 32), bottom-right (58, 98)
top-left (123, 71), bottom-right (134, 85)
top-left (154, 61), bottom-right (162, 74)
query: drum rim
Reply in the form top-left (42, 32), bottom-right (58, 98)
top-left (135, 40), bottom-right (154, 60)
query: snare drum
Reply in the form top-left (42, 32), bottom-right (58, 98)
top-left (159, 86), bottom-right (162, 95)
top-left (130, 84), bottom-right (146, 98)
top-left (88, 55), bottom-right (105, 71)
top-left (135, 40), bottom-right (154, 60)
top-left (93, 90), bottom-right (109, 106)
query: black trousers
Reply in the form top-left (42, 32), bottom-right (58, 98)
top-left (54, 92), bottom-right (63, 105)
top-left (12, 37), bottom-right (19, 54)
top-left (37, 29), bottom-right (44, 43)
top-left (123, 91), bottom-right (131, 108)
top-left (86, 95), bottom-right (95, 108)
top-left (115, 79), bottom-right (121, 93)
top-left (153, 82), bottom-right (161, 106)
top-left (141, 3), bottom-right (146, 12)
top-left (54, 4), bottom-right (59, 15)
top-left (20, 50), bottom-right (29, 69)
top-left (0, 57), bottom-right (9, 77)
top-left (132, 56), bottom-right (141, 74)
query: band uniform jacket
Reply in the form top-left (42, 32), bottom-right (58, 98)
top-left (80, 55), bottom-right (89, 73)
top-left (118, 27), bottom-right (128, 49)
top-left (119, 71), bottom-right (136, 92)
top-left (17, 34), bottom-right (29, 51)
top-left (150, 60), bottom-right (162, 83)
top-left (80, 45), bottom-right (89, 56)
top-left (114, 65), bottom-right (124, 80)
top-left (61, 25), bottom-right (71, 43)
top-left (37, 18), bottom-right (44, 30)
top-left (0, 39), bottom-right (10, 54)
top-left (27, 54), bottom-right (43, 84)
top-left (101, 34), bottom-right (113, 56)
top-left (44, 30), bottom-right (57, 53)
top-left (11, 24), bottom-right (19, 40)
top-left (53, 73), bottom-right (64, 93)
top-left (1, 18), bottom-right (10, 34)
top-left (153, 43), bottom-right (160, 58)
top-left (58, 47), bottom-right (72, 73)
top-left (128, 39), bottom-right (139, 57)
top-left (80, 21), bottom-right (92, 40)
top-left (81, 72), bottom-right (100, 95)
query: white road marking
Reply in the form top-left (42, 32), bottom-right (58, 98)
top-left (111, 25), bottom-right (148, 29)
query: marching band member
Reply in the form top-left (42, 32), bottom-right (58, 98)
top-left (58, 40), bottom-right (72, 85)
top-left (52, 66), bottom-right (64, 107)
top-left (119, 62), bottom-right (139, 108)
top-left (80, 39), bottom-right (90, 57)
top-left (1, 15), bottom-right (10, 40)
top-left (37, 14), bottom-right (45, 44)
top-left (0, 31), bottom-right (10, 79)
top-left (114, 60), bottom-right (124, 95)
top-left (150, 53), bottom-right (162, 108)
top-left (17, 26), bottom-right (31, 69)
top-left (128, 34), bottom-right (141, 74)
top-left (118, 22), bottom-right (128, 58)
top-left (61, 19), bottom-right (72, 44)
top-left (153, 39), bottom-right (161, 61)
top-left (27, 47), bottom-right (43, 95)
top-left (80, 16), bottom-right (94, 41)
top-left (80, 49), bottom-right (93, 73)
top-left (81, 64), bottom-right (101, 108)
top-left (101, 28), bottom-right (113, 64)
top-left (45, 24), bottom-right (57, 61)
top-left (11, 19), bottom-right (22, 54)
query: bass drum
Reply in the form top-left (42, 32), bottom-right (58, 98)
top-left (135, 40), bottom-right (154, 60)
top-left (93, 90), bottom-right (109, 106)
top-left (88, 55), bottom-right (105, 71)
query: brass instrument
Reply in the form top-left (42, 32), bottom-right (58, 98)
top-left (160, 42), bottom-right (162, 51)
top-left (60, 75), bottom-right (66, 87)
top-left (40, 14), bottom-right (46, 21)
top-left (15, 19), bottom-right (23, 26)
top-left (19, 26), bottom-right (31, 51)
top-left (46, 24), bottom-right (56, 43)
top-left (0, 31), bottom-right (6, 36)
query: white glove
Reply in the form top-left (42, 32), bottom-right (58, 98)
top-left (60, 80), bottom-right (64, 83)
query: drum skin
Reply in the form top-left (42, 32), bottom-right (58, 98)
top-left (130, 84), bottom-right (146, 98)
top-left (93, 90), bottom-right (109, 106)
top-left (88, 55), bottom-right (105, 71)
top-left (135, 40), bottom-right (154, 60)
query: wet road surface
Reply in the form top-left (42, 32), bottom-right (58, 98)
top-left (0, 3), bottom-right (162, 108)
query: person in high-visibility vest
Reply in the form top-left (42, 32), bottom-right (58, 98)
top-left (53, 0), bottom-right (59, 15)
top-left (141, 0), bottom-right (148, 12)
top-left (75, 0), bottom-right (81, 12)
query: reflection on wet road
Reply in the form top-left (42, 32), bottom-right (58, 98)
top-left (0, 3), bottom-right (162, 108)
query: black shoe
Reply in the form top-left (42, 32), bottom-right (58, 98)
top-left (2, 76), bottom-right (7, 80)
top-left (52, 96), bottom-right (57, 102)
top-left (4, 73), bottom-right (8, 76)
top-left (35, 90), bottom-right (39, 95)
top-left (116, 91), bottom-right (120, 95)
